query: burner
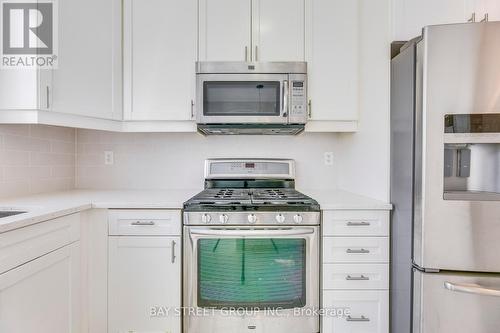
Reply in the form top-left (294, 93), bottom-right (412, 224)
top-left (183, 159), bottom-right (320, 213)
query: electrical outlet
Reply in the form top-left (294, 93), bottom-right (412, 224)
top-left (324, 152), bottom-right (334, 166)
top-left (104, 151), bottom-right (114, 165)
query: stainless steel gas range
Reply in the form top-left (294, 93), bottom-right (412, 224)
top-left (183, 159), bottom-right (320, 333)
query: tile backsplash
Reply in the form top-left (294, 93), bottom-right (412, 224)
top-left (0, 125), bottom-right (76, 199)
top-left (76, 130), bottom-right (339, 191)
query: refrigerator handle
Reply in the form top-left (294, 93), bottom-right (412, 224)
top-left (444, 281), bottom-right (500, 297)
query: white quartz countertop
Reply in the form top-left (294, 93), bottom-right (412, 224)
top-left (0, 188), bottom-right (391, 233)
top-left (300, 189), bottom-right (392, 210)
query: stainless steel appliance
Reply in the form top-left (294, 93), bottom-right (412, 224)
top-left (391, 22), bottom-right (500, 333)
top-left (195, 62), bottom-right (308, 135)
top-left (183, 159), bottom-right (320, 333)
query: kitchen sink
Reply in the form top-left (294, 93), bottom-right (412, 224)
top-left (0, 211), bottom-right (27, 218)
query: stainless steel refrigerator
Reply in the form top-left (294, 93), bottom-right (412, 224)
top-left (391, 22), bottom-right (500, 333)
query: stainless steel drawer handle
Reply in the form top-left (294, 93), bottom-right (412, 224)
top-left (346, 275), bottom-right (369, 281)
top-left (346, 221), bottom-right (371, 226)
top-left (346, 315), bottom-right (370, 322)
top-left (444, 281), bottom-right (500, 297)
top-left (131, 221), bottom-right (155, 226)
top-left (346, 248), bottom-right (370, 254)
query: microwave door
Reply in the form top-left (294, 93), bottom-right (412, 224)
top-left (196, 74), bottom-right (289, 124)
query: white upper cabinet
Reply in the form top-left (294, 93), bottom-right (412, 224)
top-left (48, 0), bottom-right (122, 119)
top-left (474, 0), bottom-right (500, 21)
top-left (306, 0), bottom-right (359, 122)
top-left (252, 0), bottom-right (305, 61)
top-left (393, 0), bottom-right (470, 40)
top-left (198, 0), bottom-right (305, 62)
top-left (199, 0), bottom-right (252, 62)
top-left (124, 0), bottom-right (197, 121)
top-left (393, 0), bottom-right (500, 41)
top-left (0, 71), bottom-right (39, 111)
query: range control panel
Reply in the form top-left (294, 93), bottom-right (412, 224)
top-left (205, 159), bottom-right (295, 179)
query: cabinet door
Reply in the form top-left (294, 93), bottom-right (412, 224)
top-left (108, 236), bottom-right (181, 333)
top-left (0, 242), bottom-right (81, 333)
top-left (199, 0), bottom-right (252, 61)
top-left (393, 0), bottom-right (470, 41)
top-left (124, 0), bottom-right (197, 121)
top-left (476, 0), bottom-right (500, 21)
top-left (0, 71), bottom-right (39, 110)
top-left (252, 0), bottom-right (305, 61)
top-left (323, 290), bottom-right (389, 333)
top-left (49, 0), bottom-right (121, 119)
top-left (306, 0), bottom-right (359, 121)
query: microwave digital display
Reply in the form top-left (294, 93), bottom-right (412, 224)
top-left (245, 163), bottom-right (255, 169)
top-left (293, 81), bottom-right (304, 88)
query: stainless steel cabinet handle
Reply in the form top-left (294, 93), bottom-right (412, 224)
top-left (346, 275), bottom-right (369, 281)
top-left (190, 99), bottom-right (195, 119)
top-left (171, 240), bottom-right (176, 263)
top-left (255, 45), bottom-right (259, 62)
top-left (308, 99), bottom-right (312, 118)
top-left (46, 86), bottom-right (50, 109)
top-left (282, 80), bottom-right (289, 118)
top-left (131, 221), bottom-right (155, 226)
top-left (346, 248), bottom-right (370, 254)
top-left (481, 13), bottom-right (489, 22)
top-left (468, 13), bottom-right (476, 22)
top-left (346, 221), bottom-right (371, 226)
top-left (444, 281), bottom-right (500, 297)
top-left (346, 315), bottom-right (370, 322)
top-left (245, 46), bottom-right (249, 62)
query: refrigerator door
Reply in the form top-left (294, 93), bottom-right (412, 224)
top-left (414, 22), bottom-right (500, 272)
top-left (413, 270), bottom-right (500, 333)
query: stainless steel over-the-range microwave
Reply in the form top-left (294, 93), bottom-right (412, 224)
top-left (195, 62), bottom-right (308, 135)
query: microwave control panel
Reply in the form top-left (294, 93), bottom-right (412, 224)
top-left (288, 74), bottom-right (307, 123)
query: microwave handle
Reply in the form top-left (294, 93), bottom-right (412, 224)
top-left (282, 80), bottom-right (289, 118)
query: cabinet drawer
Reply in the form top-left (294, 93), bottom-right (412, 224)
top-left (322, 290), bottom-right (389, 333)
top-left (108, 210), bottom-right (181, 236)
top-left (323, 237), bottom-right (389, 263)
top-left (322, 210), bottom-right (389, 236)
top-left (323, 264), bottom-right (389, 290)
top-left (0, 213), bottom-right (80, 274)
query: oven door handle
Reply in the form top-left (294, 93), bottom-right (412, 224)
top-left (189, 228), bottom-right (315, 238)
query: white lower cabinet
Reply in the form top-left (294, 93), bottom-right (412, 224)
top-left (322, 210), bottom-right (390, 333)
top-left (0, 241), bottom-right (81, 333)
top-left (108, 236), bottom-right (181, 333)
top-left (322, 290), bottom-right (389, 333)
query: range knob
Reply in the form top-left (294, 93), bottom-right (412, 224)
top-left (201, 213), bottom-right (211, 224)
top-left (293, 214), bottom-right (303, 224)
top-left (275, 214), bottom-right (286, 223)
top-left (247, 214), bottom-right (258, 224)
top-left (219, 214), bottom-right (229, 224)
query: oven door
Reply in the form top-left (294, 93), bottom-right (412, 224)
top-left (183, 226), bottom-right (319, 333)
top-left (196, 74), bottom-right (289, 124)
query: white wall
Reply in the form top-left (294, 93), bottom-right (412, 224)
top-left (0, 125), bottom-right (76, 199)
top-left (335, 0), bottom-right (391, 202)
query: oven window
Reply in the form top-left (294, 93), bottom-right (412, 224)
top-left (197, 238), bottom-right (306, 309)
top-left (203, 81), bottom-right (281, 116)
